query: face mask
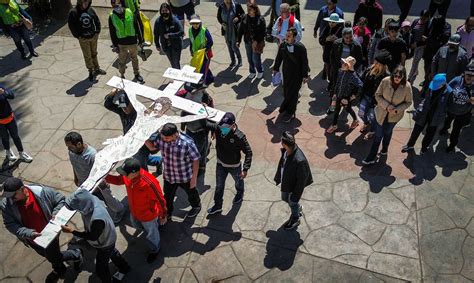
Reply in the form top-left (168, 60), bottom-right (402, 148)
top-left (114, 6), bottom-right (123, 13)
top-left (162, 13), bottom-right (170, 19)
top-left (220, 127), bottom-right (231, 136)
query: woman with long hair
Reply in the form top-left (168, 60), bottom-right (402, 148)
top-left (358, 51), bottom-right (390, 139)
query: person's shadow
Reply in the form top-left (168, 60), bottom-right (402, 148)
top-left (264, 227), bottom-right (303, 270)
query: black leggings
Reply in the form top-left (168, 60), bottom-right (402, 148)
top-left (442, 112), bottom-right (471, 147)
top-left (332, 99), bottom-right (357, 126)
top-left (0, 118), bottom-right (23, 152)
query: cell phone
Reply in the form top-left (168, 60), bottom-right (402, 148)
top-left (113, 272), bottom-right (125, 281)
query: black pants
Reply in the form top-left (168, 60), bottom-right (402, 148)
top-left (442, 112), bottom-right (471, 147)
top-left (96, 244), bottom-right (129, 283)
top-left (429, 0), bottom-right (452, 17)
top-left (332, 99), bottom-right (357, 126)
top-left (406, 122), bottom-right (438, 151)
top-left (163, 180), bottom-right (201, 215)
top-left (398, 0), bottom-right (414, 22)
top-left (0, 118), bottom-right (24, 151)
top-left (280, 77), bottom-right (303, 116)
top-left (30, 238), bottom-right (81, 275)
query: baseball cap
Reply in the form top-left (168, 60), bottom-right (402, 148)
top-left (116, 158), bottom-right (141, 176)
top-left (429, 73), bottom-right (447, 91)
top-left (401, 20), bottom-right (411, 28)
top-left (448, 34), bottom-right (461, 45)
top-left (1, 177), bottom-right (24, 198)
top-left (219, 112), bottom-right (236, 127)
top-left (189, 15), bottom-right (202, 24)
top-left (465, 61), bottom-right (474, 76)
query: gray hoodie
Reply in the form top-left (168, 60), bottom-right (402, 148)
top-left (66, 189), bottom-right (116, 248)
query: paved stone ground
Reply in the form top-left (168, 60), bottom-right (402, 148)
top-left (0, 1), bottom-right (473, 282)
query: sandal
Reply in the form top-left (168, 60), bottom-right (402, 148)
top-left (350, 120), bottom-right (360, 129)
top-left (326, 125), bottom-right (338, 134)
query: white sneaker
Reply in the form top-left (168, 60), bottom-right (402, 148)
top-left (6, 149), bottom-right (17, 161)
top-left (256, 72), bottom-right (264, 79)
top-left (19, 152), bottom-right (33, 163)
top-left (248, 73), bottom-right (256, 79)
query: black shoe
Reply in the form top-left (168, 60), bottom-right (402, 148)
top-left (187, 206), bottom-right (201, 218)
top-left (73, 248), bottom-right (83, 271)
top-left (233, 194), bottom-right (243, 204)
top-left (88, 71), bottom-right (94, 82)
top-left (237, 59), bottom-right (243, 67)
top-left (134, 74), bottom-right (144, 84)
top-left (94, 68), bottom-right (107, 75)
top-left (401, 145), bottom-right (414, 153)
top-left (30, 51), bottom-right (39, 57)
top-left (284, 218), bottom-right (300, 230)
top-left (21, 53), bottom-right (28, 60)
top-left (282, 114), bottom-right (295, 123)
top-left (229, 61), bottom-right (236, 68)
top-left (207, 205), bottom-right (223, 215)
top-left (146, 251), bottom-right (159, 263)
top-left (379, 148), bottom-right (388, 156)
top-left (446, 145), bottom-right (455, 153)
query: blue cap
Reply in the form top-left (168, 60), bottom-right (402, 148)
top-left (429, 73), bottom-right (447, 91)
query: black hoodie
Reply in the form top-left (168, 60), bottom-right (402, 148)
top-left (68, 1), bottom-right (101, 39)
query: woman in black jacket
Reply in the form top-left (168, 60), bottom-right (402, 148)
top-left (237, 2), bottom-right (266, 79)
top-left (217, 0), bottom-right (245, 67)
top-left (154, 2), bottom-right (184, 69)
top-left (318, 13), bottom-right (343, 81)
top-left (358, 51), bottom-right (390, 139)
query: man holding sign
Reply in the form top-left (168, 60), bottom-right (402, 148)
top-left (0, 177), bottom-right (83, 282)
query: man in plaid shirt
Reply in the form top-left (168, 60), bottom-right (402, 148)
top-left (146, 123), bottom-right (202, 219)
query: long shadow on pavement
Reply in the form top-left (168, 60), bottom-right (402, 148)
top-left (264, 227), bottom-right (303, 271)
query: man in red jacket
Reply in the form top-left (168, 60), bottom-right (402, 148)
top-left (106, 158), bottom-right (167, 263)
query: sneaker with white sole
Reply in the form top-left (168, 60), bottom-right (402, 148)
top-left (6, 149), bottom-right (17, 161)
top-left (187, 206), bottom-right (201, 218)
top-left (248, 73), bottom-right (256, 79)
top-left (256, 72), bottom-right (264, 79)
top-left (19, 152), bottom-right (33, 163)
top-left (401, 145), bottom-right (414, 153)
top-left (207, 205), bottom-right (223, 215)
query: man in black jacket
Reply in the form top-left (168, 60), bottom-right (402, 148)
top-left (68, 0), bottom-right (106, 82)
top-left (207, 112), bottom-right (252, 215)
top-left (274, 132), bottom-right (312, 230)
top-left (109, 0), bottom-right (144, 83)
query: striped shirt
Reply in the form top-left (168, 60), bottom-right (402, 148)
top-left (153, 133), bottom-right (200, 184)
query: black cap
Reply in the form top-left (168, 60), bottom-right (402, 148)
top-left (160, 123), bottom-right (178, 136)
top-left (388, 22), bottom-right (400, 30)
top-left (116, 158), bottom-right (141, 176)
top-left (374, 51), bottom-right (391, 66)
top-left (1, 177), bottom-right (24, 198)
top-left (465, 61), bottom-right (474, 75)
top-left (219, 112), bottom-right (236, 126)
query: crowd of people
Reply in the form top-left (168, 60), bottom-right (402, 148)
top-left (0, 0), bottom-right (473, 282)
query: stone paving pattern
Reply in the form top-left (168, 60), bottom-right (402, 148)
top-left (0, 1), bottom-right (473, 282)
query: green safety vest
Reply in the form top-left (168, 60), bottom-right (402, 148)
top-left (110, 8), bottom-right (135, 39)
top-left (0, 0), bottom-right (21, 25)
top-left (188, 26), bottom-right (207, 54)
top-left (124, 0), bottom-right (140, 14)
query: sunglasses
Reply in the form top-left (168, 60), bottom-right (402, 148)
top-left (393, 75), bottom-right (403, 79)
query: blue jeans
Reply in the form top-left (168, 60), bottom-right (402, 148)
top-left (226, 39), bottom-right (242, 63)
top-left (9, 25), bottom-right (34, 56)
top-left (244, 42), bottom-right (263, 73)
top-left (366, 117), bottom-right (397, 160)
top-left (214, 163), bottom-right (244, 208)
top-left (130, 215), bottom-right (160, 253)
top-left (358, 95), bottom-right (375, 127)
top-left (164, 47), bottom-right (181, 69)
top-left (281, 192), bottom-right (301, 220)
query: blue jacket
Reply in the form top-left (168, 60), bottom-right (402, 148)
top-left (153, 15), bottom-right (183, 53)
top-left (447, 76), bottom-right (473, 115)
top-left (314, 5), bottom-right (344, 37)
top-left (414, 86), bottom-right (451, 127)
